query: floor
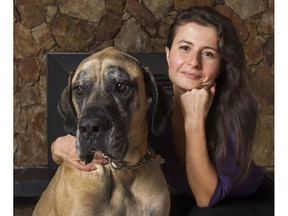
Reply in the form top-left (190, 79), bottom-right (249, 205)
top-left (14, 197), bottom-right (39, 216)
top-left (13, 167), bottom-right (274, 215)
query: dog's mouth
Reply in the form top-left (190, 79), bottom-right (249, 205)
top-left (85, 149), bottom-right (124, 169)
top-left (83, 145), bottom-right (124, 166)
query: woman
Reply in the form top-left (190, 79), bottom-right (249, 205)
top-left (52, 6), bottom-right (274, 215)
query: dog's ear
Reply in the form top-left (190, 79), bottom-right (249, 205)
top-left (58, 70), bottom-right (77, 136)
top-left (143, 67), bottom-right (173, 136)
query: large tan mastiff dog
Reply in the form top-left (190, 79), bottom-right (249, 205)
top-left (33, 47), bottom-right (172, 215)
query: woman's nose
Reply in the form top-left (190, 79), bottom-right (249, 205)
top-left (187, 52), bottom-right (201, 69)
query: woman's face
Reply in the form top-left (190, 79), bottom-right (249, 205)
top-left (166, 22), bottom-right (221, 92)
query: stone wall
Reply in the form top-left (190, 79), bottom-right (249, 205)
top-left (14, 0), bottom-right (274, 167)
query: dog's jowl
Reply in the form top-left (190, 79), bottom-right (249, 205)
top-left (33, 47), bottom-right (171, 216)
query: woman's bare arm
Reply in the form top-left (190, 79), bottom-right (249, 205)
top-left (181, 85), bottom-right (218, 207)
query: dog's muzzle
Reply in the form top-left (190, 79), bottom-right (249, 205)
top-left (77, 105), bottom-right (128, 162)
top-left (79, 106), bottom-right (110, 140)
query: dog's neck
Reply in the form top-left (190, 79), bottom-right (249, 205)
top-left (104, 148), bottom-right (155, 169)
top-left (123, 107), bottom-right (150, 165)
top-left (124, 143), bottom-right (148, 166)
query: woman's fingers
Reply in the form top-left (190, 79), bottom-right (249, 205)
top-left (70, 160), bottom-right (97, 172)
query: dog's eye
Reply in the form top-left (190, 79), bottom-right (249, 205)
top-left (115, 83), bottom-right (129, 94)
top-left (74, 86), bottom-right (84, 97)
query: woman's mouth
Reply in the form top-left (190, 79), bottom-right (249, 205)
top-left (181, 71), bottom-right (201, 80)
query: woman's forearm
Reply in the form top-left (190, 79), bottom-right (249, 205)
top-left (185, 119), bottom-right (218, 207)
top-left (51, 138), bottom-right (64, 165)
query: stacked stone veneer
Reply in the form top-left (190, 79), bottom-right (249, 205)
top-left (14, 0), bottom-right (274, 167)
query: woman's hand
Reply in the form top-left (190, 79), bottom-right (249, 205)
top-left (51, 134), bottom-right (108, 172)
top-left (180, 83), bottom-right (216, 124)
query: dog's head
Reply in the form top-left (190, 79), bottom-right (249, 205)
top-left (58, 47), bottom-right (172, 164)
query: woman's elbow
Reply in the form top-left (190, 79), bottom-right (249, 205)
top-left (195, 197), bottom-right (211, 208)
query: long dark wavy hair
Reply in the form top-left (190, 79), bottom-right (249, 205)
top-left (167, 6), bottom-right (258, 182)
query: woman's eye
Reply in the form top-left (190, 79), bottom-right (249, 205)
top-left (202, 51), bottom-right (217, 59)
top-left (115, 83), bottom-right (129, 94)
top-left (179, 45), bottom-right (190, 52)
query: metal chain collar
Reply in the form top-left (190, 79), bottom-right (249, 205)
top-left (102, 150), bottom-right (155, 170)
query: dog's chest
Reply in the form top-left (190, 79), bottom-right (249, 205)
top-left (67, 164), bottom-right (164, 215)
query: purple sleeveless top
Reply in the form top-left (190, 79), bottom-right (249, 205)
top-left (148, 115), bottom-right (264, 207)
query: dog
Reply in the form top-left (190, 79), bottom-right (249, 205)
top-left (33, 47), bottom-right (172, 215)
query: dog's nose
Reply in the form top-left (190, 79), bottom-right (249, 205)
top-left (79, 108), bottom-right (109, 140)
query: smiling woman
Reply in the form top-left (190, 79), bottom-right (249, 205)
top-left (148, 6), bottom-right (274, 216)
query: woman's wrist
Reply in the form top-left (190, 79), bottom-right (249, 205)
top-left (184, 116), bottom-right (205, 131)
